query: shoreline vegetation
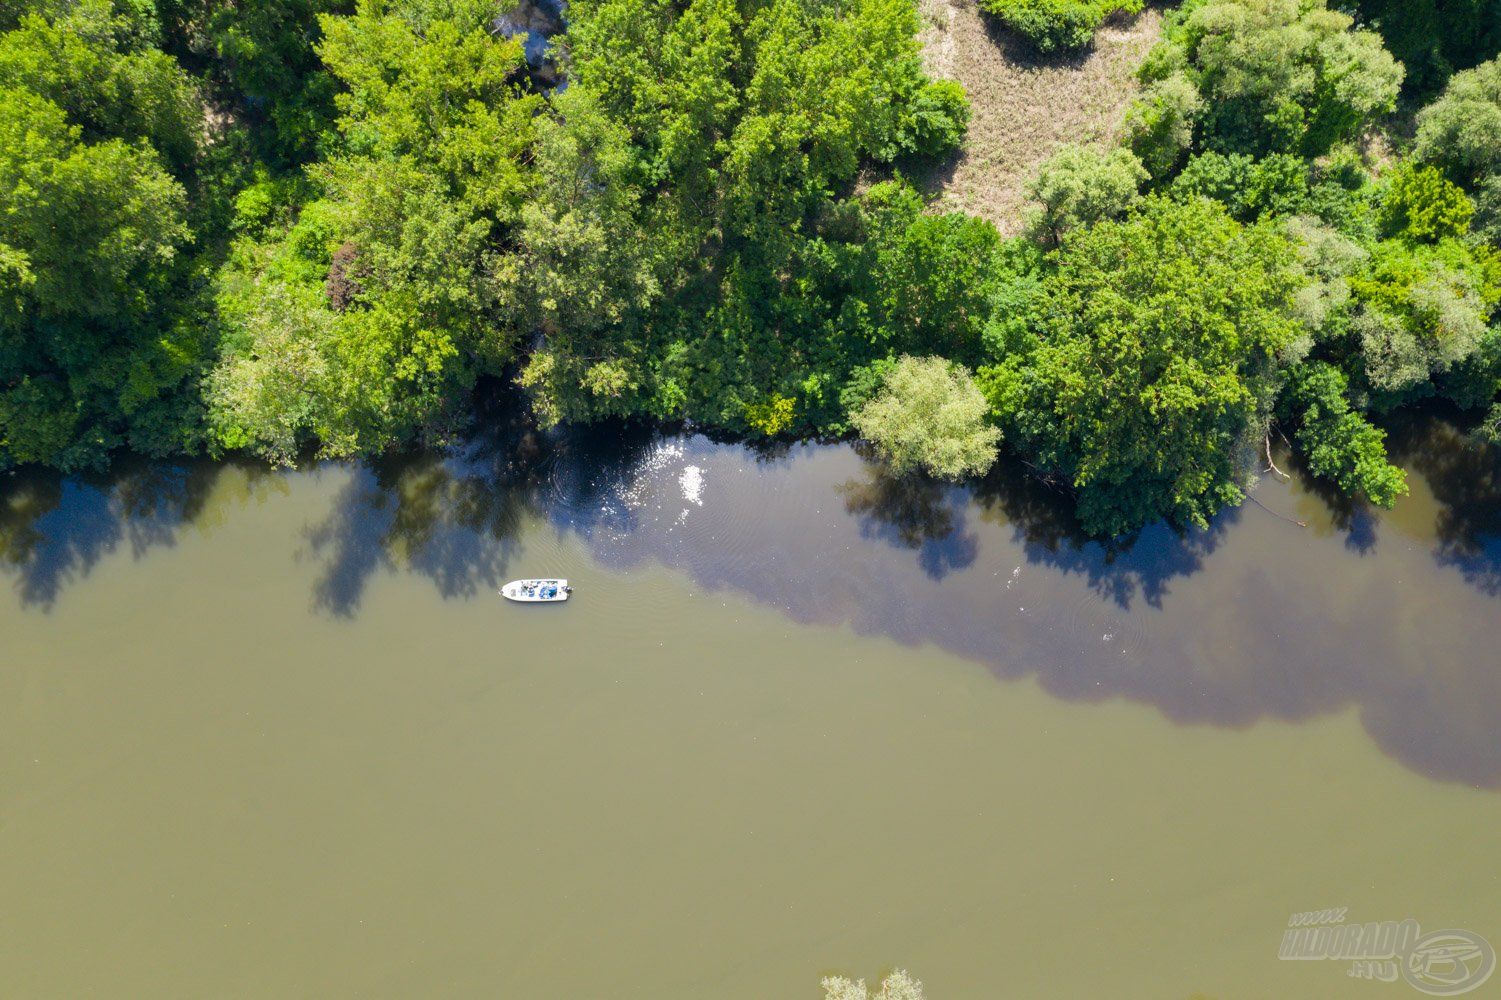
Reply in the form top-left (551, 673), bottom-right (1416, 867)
top-left (2, 0), bottom-right (1499, 538)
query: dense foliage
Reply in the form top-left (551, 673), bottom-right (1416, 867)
top-left (0, 0), bottom-right (204, 470)
top-left (2, 0), bottom-right (1499, 539)
top-left (515, 0), bottom-right (972, 434)
top-left (159, 0), bottom-right (354, 161)
top-left (1131, 0), bottom-right (1403, 169)
top-left (977, 0), bottom-right (1143, 53)
top-left (1347, 0), bottom-right (1501, 94)
top-left (205, 0), bottom-right (541, 463)
top-left (984, 196), bottom-right (1307, 534)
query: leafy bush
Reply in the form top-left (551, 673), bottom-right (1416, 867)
top-left (1125, 73), bottom-right (1204, 179)
top-left (1379, 163), bottom-right (1475, 243)
top-left (899, 79), bottom-right (970, 158)
top-left (1171, 152), bottom-right (1309, 221)
top-left (744, 393), bottom-right (797, 436)
top-left (978, 0), bottom-right (1143, 54)
top-left (851, 356), bottom-right (1000, 479)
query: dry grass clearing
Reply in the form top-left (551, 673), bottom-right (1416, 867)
top-left (916, 0), bottom-right (1163, 233)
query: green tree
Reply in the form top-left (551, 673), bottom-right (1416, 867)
top-left (160, 0), bottom-right (354, 161)
top-left (0, 0), bottom-right (201, 171)
top-left (1026, 144), bottom-right (1147, 245)
top-left (206, 0), bottom-right (540, 463)
top-left (516, 0), bottom-right (969, 432)
top-left (1347, 0), bottom-right (1501, 94)
top-left (0, 4), bottom-right (202, 472)
top-left (513, 87), bottom-right (668, 354)
top-left (1141, 0), bottom-right (1403, 159)
top-left (1281, 361), bottom-right (1407, 505)
top-left (857, 182), bottom-right (1008, 364)
top-left (1346, 237), bottom-right (1498, 408)
top-left (983, 196), bottom-right (1306, 535)
top-left (977, 0), bottom-right (1143, 54)
top-left (1379, 162), bottom-right (1474, 243)
top-left (1170, 151), bottom-right (1309, 221)
top-left (1413, 57), bottom-right (1501, 186)
top-left (1474, 173), bottom-right (1501, 245)
top-left (851, 355), bottom-right (999, 479)
top-left (1125, 73), bottom-right (1204, 179)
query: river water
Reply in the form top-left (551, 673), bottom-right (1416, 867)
top-left (3, 408), bottom-right (1499, 997)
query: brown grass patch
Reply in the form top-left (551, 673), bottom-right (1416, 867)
top-left (916, 1), bottom-right (1163, 233)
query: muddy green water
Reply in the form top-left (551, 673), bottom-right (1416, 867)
top-left (3, 415), bottom-right (1500, 998)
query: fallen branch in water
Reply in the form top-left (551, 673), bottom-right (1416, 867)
top-left (1249, 494), bottom-right (1307, 528)
top-left (1264, 432), bottom-right (1291, 480)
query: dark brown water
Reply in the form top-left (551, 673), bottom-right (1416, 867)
top-left (3, 412), bottom-right (1499, 997)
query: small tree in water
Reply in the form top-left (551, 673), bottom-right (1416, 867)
top-left (851, 356), bottom-right (1000, 480)
top-left (822, 968), bottom-right (926, 1000)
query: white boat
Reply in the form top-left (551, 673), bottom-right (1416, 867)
top-left (501, 579), bottom-right (571, 602)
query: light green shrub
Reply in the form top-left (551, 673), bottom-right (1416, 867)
top-left (978, 0), bottom-right (1143, 54)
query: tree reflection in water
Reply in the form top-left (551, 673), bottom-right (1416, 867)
top-left (836, 449), bottom-right (978, 579)
top-left (5, 408), bottom-right (1501, 788)
top-left (968, 453), bottom-right (1228, 609)
top-left (303, 407), bottom-right (664, 614)
top-left (0, 459), bottom-right (279, 609)
top-left (1389, 412), bottom-right (1501, 595)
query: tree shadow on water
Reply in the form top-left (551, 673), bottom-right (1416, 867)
top-left (0, 460), bottom-right (255, 610)
top-left (1388, 414), bottom-right (1501, 596)
top-left (1278, 442), bottom-right (1380, 555)
top-left (302, 411), bottom-right (663, 616)
top-left (305, 444), bottom-right (542, 617)
top-left (835, 459), bottom-right (978, 580)
top-left (968, 455), bottom-right (1229, 609)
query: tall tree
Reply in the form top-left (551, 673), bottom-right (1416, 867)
top-left (0, 2), bottom-right (202, 471)
top-left (983, 196), bottom-right (1307, 535)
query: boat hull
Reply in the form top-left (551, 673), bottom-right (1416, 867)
top-left (501, 579), bottom-right (570, 602)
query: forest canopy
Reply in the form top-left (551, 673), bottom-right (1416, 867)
top-left (1, 0), bottom-right (1499, 538)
